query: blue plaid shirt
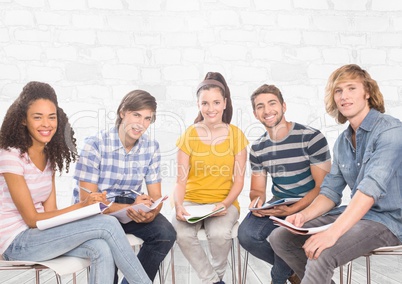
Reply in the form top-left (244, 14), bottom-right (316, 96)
top-left (73, 126), bottom-right (161, 203)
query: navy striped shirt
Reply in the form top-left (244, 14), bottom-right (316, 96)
top-left (250, 122), bottom-right (331, 198)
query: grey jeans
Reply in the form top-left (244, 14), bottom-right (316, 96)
top-left (270, 214), bottom-right (401, 284)
top-left (172, 202), bottom-right (239, 284)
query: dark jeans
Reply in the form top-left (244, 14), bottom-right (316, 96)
top-left (115, 213), bottom-right (176, 283)
top-left (238, 214), bottom-right (293, 284)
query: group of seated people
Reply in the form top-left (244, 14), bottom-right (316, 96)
top-left (1, 63), bottom-right (401, 284)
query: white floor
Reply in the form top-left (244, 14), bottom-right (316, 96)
top-left (2, 248), bottom-right (402, 284)
top-left (1, 181), bottom-right (401, 283)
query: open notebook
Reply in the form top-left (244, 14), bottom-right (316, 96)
top-left (109, 195), bottom-right (169, 224)
top-left (36, 202), bottom-right (113, 230)
top-left (183, 204), bottom-right (224, 224)
top-left (270, 216), bottom-right (333, 235)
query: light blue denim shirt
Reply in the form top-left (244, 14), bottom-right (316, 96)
top-left (321, 109), bottom-right (402, 242)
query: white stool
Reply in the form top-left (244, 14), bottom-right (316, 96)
top-left (0, 255), bottom-right (90, 284)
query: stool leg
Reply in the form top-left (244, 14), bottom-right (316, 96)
top-left (230, 239), bottom-right (236, 284)
top-left (171, 245), bottom-right (176, 284)
top-left (159, 261), bottom-right (165, 284)
top-left (72, 272), bottom-right (77, 284)
top-left (237, 239), bottom-right (242, 284)
top-left (242, 251), bottom-right (249, 284)
top-left (339, 264), bottom-right (344, 284)
top-left (366, 256), bottom-right (371, 284)
top-left (56, 274), bottom-right (62, 284)
top-left (35, 269), bottom-right (40, 284)
top-left (347, 261), bottom-right (353, 284)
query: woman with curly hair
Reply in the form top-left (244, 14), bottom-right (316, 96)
top-left (0, 81), bottom-right (151, 284)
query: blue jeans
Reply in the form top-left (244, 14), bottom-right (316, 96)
top-left (119, 213), bottom-right (176, 284)
top-left (238, 214), bottom-right (293, 284)
top-left (270, 215), bottom-right (402, 284)
top-left (3, 214), bottom-right (151, 284)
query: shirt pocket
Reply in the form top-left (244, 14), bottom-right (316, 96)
top-left (337, 160), bottom-right (358, 187)
top-left (362, 148), bottom-right (373, 164)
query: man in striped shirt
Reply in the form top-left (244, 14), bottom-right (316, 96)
top-left (238, 84), bottom-right (331, 284)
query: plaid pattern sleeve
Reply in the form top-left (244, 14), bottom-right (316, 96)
top-left (74, 136), bottom-right (102, 185)
top-left (144, 140), bottom-right (161, 184)
top-left (73, 127), bottom-right (162, 202)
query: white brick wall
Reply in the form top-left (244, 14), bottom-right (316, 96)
top-left (1, 0), bottom-right (402, 210)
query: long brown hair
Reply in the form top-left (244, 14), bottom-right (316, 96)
top-left (194, 72), bottom-right (233, 124)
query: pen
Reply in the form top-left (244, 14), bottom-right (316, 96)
top-left (80, 186), bottom-right (92, 194)
top-left (246, 196), bottom-right (260, 219)
top-left (129, 189), bottom-right (143, 196)
top-left (80, 186), bottom-right (113, 199)
top-left (129, 190), bottom-right (155, 203)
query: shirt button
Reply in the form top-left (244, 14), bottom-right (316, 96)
top-left (357, 163), bottom-right (360, 166)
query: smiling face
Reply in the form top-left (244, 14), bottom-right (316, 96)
top-left (197, 87), bottom-right (227, 126)
top-left (253, 93), bottom-right (286, 129)
top-left (333, 80), bottom-right (370, 126)
top-left (119, 108), bottom-right (153, 147)
top-left (24, 99), bottom-right (58, 147)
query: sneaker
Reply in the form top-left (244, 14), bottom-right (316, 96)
top-left (287, 273), bottom-right (301, 284)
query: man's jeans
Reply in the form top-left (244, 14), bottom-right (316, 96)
top-left (238, 214), bottom-right (293, 284)
top-left (270, 215), bottom-right (402, 284)
top-left (119, 213), bottom-right (176, 283)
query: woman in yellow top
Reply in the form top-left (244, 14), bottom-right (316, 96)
top-left (173, 72), bottom-right (249, 284)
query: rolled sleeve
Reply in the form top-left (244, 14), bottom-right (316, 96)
top-left (320, 150), bottom-right (346, 207)
top-left (357, 126), bottom-right (402, 201)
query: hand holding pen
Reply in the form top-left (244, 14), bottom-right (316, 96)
top-left (79, 186), bottom-right (107, 205)
top-left (246, 196), bottom-right (260, 219)
top-left (80, 186), bottom-right (143, 199)
top-left (134, 195), bottom-right (154, 207)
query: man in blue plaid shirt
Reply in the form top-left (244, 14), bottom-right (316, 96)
top-left (73, 89), bottom-right (176, 283)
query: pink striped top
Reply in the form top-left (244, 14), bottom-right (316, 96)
top-left (0, 148), bottom-right (53, 254)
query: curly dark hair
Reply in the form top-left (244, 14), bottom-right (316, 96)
top-left (0, 81), bottom-right (78, 173)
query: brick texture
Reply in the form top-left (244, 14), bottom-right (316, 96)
top-left (0, 0), bottom-right (401, 209)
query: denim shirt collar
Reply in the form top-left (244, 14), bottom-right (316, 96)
top-left (345, 108), bottom-right (380, 140)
